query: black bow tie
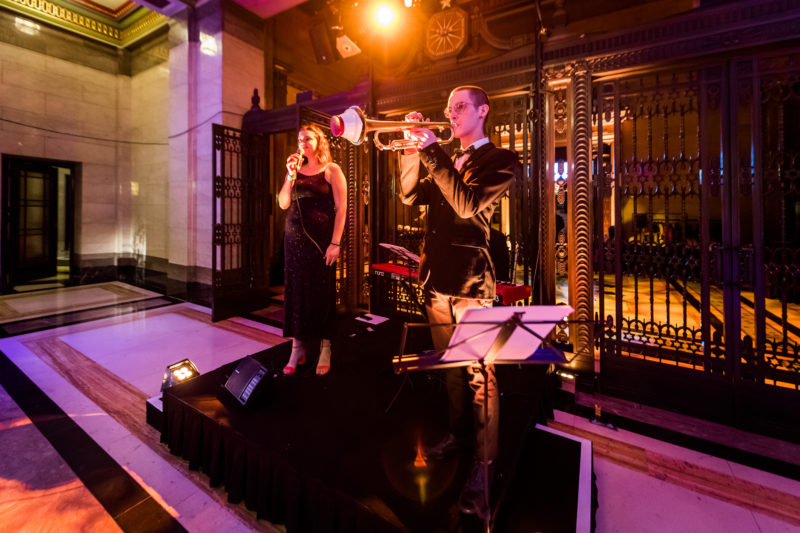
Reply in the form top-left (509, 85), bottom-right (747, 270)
top-left (453, 146), bottom-right (475, 159)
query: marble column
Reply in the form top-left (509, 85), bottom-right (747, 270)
top-left (167, 0), bottom-right (264, 293)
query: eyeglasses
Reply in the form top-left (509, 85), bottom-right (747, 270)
top-left (443, 101), bottom-right (476, 119)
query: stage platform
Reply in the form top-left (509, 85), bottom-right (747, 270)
top-left (160, 317), bottom-right (593, 532)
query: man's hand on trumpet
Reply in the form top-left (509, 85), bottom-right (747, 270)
top-left (403, 111), bottom-right (437, 154)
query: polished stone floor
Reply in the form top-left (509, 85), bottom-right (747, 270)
top-left (1, 282), bottom-right (799, 532)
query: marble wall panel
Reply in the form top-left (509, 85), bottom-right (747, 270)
top-left (131, 62), bottom-right (170, 261)
top-left (130, 29), bottom-right (169, 76)
top-left (42, 137), bottom-right (117, 167)
top-left (0, 41), bottom-right (46, 71)
top-left (83, 79), bottom-right (120, 108)
top-left (0, 43), bottom-right (130, 260)
top-left (197, 90), bottom-right (223, 128)
top-left (167, 150), bottom-right (189, 265)
top-left (82, 201), bottom-right (118, 224)
top-left (0, 128), bottom-right (45, 156)
top-left (80, 163), bottom-right (118, 183)
top-left (4, 104), bottom-right (81, 136)
top-left (43, 48), bottom-right (117, 82)
top-left (80, 184), bottom-right (119, 213)
top-left (78, 222), bottom-right (118, 255)
top-left (221, 33), bottom-right (263, 120)
top-left (115, 75), bottom-right (132, 135)
top-left (42, 95), bottom-right (84, 126)
top-left (167, 29), bottom-right (222, 272)
top-left (5, 62), bottom-right (84, 103)
top-left (0, 83), bottom-right (46, 115)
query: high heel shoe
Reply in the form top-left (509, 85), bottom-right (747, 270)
top-left (283, 354), bottom-right (306, 376)
top-left (315, 361), bottom-right (330, 376)
top-left (316, 340), bottom-right (331, 376)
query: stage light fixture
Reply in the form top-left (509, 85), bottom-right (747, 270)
top-left (336, 33), bottom-right (361, 58)
top-left (374, 3), bottom-right (397, 28)
top-left (161, 359), bottom-right (200, 391)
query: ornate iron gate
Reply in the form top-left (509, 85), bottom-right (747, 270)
top-left (592, 49), bottom-right (800, 439)
top-left (211, 125), bottom-right (270, 321)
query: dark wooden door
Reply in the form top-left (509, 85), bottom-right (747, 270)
top-left (2, 158), bottom-right (58, 288)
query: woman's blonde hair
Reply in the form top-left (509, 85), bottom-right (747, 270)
top-left (300, 123), bottom-right (332, 166)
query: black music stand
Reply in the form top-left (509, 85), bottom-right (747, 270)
top-left (393, 305), bottom-right (574, 532)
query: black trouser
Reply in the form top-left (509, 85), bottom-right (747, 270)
top-left (425, 290), bottom-right (498, 462)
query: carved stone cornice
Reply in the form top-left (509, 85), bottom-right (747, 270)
top-left (0, 0), bottom-right (167, 47)
top-left (477, 4), bottom-right (534, 51)
top-left (379, 1), bottom-right (800, 111)
top-left (544, 0), bottom-right (800, 76)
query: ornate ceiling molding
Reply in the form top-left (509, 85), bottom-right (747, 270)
top-left (378, 0), bottom-right (800, 115)
top-left (1, 0), bottom-right (167, 47)
top-left (476, 2), bottom-right (534, 51)
top-left (69, 0), bottom-right (136, 19)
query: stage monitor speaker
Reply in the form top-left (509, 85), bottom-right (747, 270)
top-left (222, 356), bottom-right (269, 407)
top-left (309, 22), bottom-right (337, 64)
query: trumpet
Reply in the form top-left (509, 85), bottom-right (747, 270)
top-left (330, 106), bottom-right (454, 151)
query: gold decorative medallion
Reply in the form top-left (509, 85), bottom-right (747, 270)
top-left (424, 7), bottom-right (468, 60)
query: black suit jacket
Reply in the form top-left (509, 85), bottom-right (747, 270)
top-left (399, 142), bottom-right (520, 299)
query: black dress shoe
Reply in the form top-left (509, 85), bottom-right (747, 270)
top-left (458, 461), bottom-right (493, 520)
top-left (421, 433), bottom-right (465, 461)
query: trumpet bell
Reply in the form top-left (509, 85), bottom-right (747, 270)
top-left (330, 106), bottom-right (454, 151)
top-left (330, 106), bottom-right (368, 145)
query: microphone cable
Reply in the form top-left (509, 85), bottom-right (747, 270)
top-left (290, 156), bottom-right (326, 257)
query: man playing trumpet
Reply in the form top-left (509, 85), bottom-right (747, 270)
top-left (398, 86), bottom-right (521, 519)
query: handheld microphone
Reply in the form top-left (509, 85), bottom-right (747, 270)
top-left (293, 147), bottom-right (304, 178)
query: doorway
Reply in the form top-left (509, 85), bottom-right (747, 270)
top-left (1, 155), bottom-right (76, 293)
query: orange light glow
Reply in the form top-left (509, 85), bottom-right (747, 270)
top-left (414, 441), bottom-right (428, 468)
top-left (374, 3), bottom-right (397, 28)
top-left (414, 473), bottom-right (429, 503)
top-left (413, 437), bottom-right (429, 503)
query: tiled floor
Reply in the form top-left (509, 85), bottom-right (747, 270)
top-left (0, 384), bottom-right (122, 533)
top-left (1, 282), bottom-right (799, 532)
top-left (0, 284), bottom-right (285, 532)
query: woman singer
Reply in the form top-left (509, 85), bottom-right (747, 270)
top-left (277, 124), bottom-right (347, 376)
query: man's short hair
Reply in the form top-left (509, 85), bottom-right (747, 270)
top-left (451, 85), bottom-right (491, 134)
top-left (451, 85), bottom-right (489, 108)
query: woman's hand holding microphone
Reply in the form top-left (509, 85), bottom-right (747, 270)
top-left (286, 149), bottom-right (303, 181)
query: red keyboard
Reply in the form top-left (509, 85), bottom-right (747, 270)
top-left (371, 263), bottom-right (530, 305)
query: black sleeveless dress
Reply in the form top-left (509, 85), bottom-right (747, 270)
top-left (283, 170), bottom-right (337, 340)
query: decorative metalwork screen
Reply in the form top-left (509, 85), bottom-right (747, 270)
top-left (595, 68), bottom-right (712, 369)
top-left (593, 51), bottom-right (800, 403)
top-left (735, 53), bottom-right (800, 390)
top-left (490, 94), bottom-right (538, 294)
top-left (212, 124), bottom-right (271, 322)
